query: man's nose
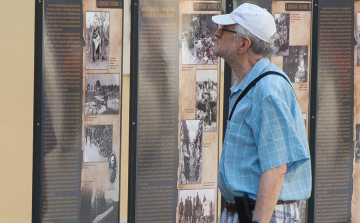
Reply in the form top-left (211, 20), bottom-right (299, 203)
top-left (214, 28), bottom-right (222, 37)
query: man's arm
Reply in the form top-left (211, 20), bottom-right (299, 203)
top-left (252, 164), bottom-right (287, 223)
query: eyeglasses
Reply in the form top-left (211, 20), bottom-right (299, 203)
top-left (221, 28), bottom-right (237, 34)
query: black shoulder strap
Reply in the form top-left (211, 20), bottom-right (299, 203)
top-left (228, 71), bottom-right (291, 120)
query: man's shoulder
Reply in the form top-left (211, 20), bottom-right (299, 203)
top-left (252, 72), bottom-right (293, 99)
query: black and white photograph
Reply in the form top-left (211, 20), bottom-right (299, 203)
top-left (182, 14), bottom-right (218, 65)
top-left (297, 200), bottom-right (307, 223)
top-left (356, 124), bottom-right (360, 163)
top-left (283, 46), bottom-right (308, 83)
top-left (79, 185), bottom-right (119, 223)
top-left (108, 153), bottom-right (117, 185)
top-left (303, 113), bottom-right (307, 128)
top-left (274, 13), bottom-right (290, 56)
top-left (84, 125), bottom-right (113, 162)
top-left (357, 13), bottom-right (360, 65)
top-left (85, 74), bottom-right (120, 115)
top-left (195, 70), bottom-right (217, 132)
top-left (86, 12), bottom-right (110, 70)
top-left (356, 140), bottom-right (360, 163)
top-left (179, 120), bottom-right (203, 185)
top-left (178, 189), bottom-right (215, 223)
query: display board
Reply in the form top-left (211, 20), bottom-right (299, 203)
top-left (33, 0), bottom-right (123, 222)
top-left (314, 0), bottom-right (354, 222)
top-left (129, 0), bottom-right (221, 222)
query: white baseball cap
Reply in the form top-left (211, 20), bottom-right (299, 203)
top-left (212, 3), bottom-right (276, 43)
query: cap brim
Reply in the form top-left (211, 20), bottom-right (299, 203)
top-left (212, 14), bottom-right (237, 25)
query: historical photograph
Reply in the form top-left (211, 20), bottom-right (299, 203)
top-left (274, 13), bottom-right (290, 56)
top-left (84, 125), bottom-right (113, 162)
top-left (86, 12), bottom-right (110, 70)
top-left (179, 120), bottom-right (203, 185)
top-left (108, 153), bottom-right (117, 185)
top-left (303, 113), bottom-right (307, 128)
top-left (79, 185), bottom-right (119, 223)
top-left (283, 46), bottom-right (308, 83)
top-left (85, 73), bottom-right (120, 115)
top-left (195, 70), bottom-right (217, 131)
top-left (356, 124), bottom-right (360, 163)
top-left (178, 189), bottom-right (215, 223)
top-left (357, 13), bottom-right (360, 65)
top-left (182, 14), bottom-right (218, 65)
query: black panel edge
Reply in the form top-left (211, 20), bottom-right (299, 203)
top-left (220, 0), bottom-right (233, 215)
top-left (118, 2), bottom-right (125, 221)
top-left (307, 0), bottom-right (318, 223)
top-left (128, 0), bottom-right (138, 222)
top-left (32, 0), bottom-right (43, 222)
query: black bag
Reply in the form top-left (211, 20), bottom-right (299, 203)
top-left (234, 195), bottom-right (252, 223)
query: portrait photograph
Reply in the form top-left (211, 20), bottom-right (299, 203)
top-left (195, 70), bottom-right (217, 132)
top-left (283, 46), bottom-right (308, 83)
top-left (86, 12), bottom-right (110, 70)
top-left (181, 14), bottom-right (218, 65)
top-left (178, 189), bottom-right (215, 223)
top-left (108, 152), bottom-right (117, 185)
top-left (84, 125), bottom-right (113, 162)
top-left (179, 120), bottom-right (203, 185)
top-left (85, 73), bottom-right (120, 115)
top-left (274, 13), bottom-right (290, 56)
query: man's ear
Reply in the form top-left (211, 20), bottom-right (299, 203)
top-left (238, 36), bottom-right (251, 54)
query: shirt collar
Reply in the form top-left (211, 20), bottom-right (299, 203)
top-left (230, 57), bottom-right (271, 94)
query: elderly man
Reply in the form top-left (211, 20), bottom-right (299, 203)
top-left (212, 3), bottom-right (311, 223)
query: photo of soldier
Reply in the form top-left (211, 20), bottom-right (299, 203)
top-left (178, 189), bottom-right (215, 223)
top-left (85, 74), bottom-right (120, 115)
top-left (195, 70), bottom-right (218, 132)
top-left (84, 125), bottom-right (113, 162)
top-left (179, 120), bottom-right (203, 185)
top-left (182, 14), bottom-right (218, 65)
top-left (86, 12), bottom-right (110, 70)
top-left (274, 13), bottom-right (290, 56)
top-left (283, 46), bottom-right (308, 83)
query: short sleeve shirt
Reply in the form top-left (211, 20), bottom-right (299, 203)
top-left (218, 58), bottom-right (312, 202)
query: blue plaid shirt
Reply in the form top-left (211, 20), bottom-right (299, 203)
top-left (218, 58), bottom-right (312, 203)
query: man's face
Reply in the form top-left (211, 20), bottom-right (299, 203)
top-left (212, 24), bottom-right (239, 61)
top-left (110, 156), bottom-right (115, 168)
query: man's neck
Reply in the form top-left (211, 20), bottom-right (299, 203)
top-left (230, 53), bottom-right (264, 84)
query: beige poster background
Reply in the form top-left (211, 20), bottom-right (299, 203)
top-left (353, 2), bottom-right (360, 222)
top-left (271, 1), bottom-right (312, 133)
top-left (81, 1), bottom-right (123, 220)
top-left (177, 1), bottom-right (220, 222)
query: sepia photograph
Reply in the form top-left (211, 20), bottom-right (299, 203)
top-left (182, 14), bottom-right (218, 65)
top-left (85, 73), bottom-right (120, 115)
top-left (108, 152), bottom-right (117, 185)
top-left (195, 70), bottom-right (217, 132)
top-left (302, 113), bottom-right (307, 128)
top-left (298, 200), bottom-right (307, 223)
top-left (178, 189), bottom-right (215, 223)
top-left (86, 12), bottom-right (110, 70)
top-left (84, 125), bottom-right (113, 162)
top-left (356, 140), bottom-right (360, 163)
top-left (356, 124), bottom-right (360, 163)
top-left (357, 13), bottom-right (360, 66)
top-left (79, 185), bottom-right (119, 223)
top-left (274, 13), bottom-right (290, 56)
top-left (283, 46), bottom-right (308, 83)
top-left (179, 120), bottom-right (203, 185)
